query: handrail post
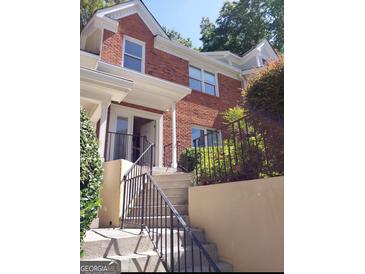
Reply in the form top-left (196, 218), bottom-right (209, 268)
top-left (140, 174), bottom-right (146, 233)
top-left (150, 144), bottom-right (154, 175)
top-left (121, 175), bottom-right (127, 229)
top-left (170, 209), bottom-right (174, 272)
top-left (194, 139), bottom-right (199, 185)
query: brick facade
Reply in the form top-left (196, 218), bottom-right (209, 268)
top-left (101, 14), bottom-right (242, 158)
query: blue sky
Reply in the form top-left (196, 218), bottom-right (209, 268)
top-left (143, 0), bottom-right (227, 48)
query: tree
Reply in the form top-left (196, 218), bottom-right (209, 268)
top-left (162, 26), bottom-right (193, 48)
top-left (80, 0), bottom-right (127, 31)
top-left (80, 108), bottom-right (103, 256)
top-left (200, 0), bottom-right (284, 55)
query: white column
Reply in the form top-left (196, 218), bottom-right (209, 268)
top-left (171, 103), bottom-right (177, 168)
top-left (98, 102), bottom-right (109, 161)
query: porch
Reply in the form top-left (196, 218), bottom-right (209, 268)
top-left (80, 50), bottom-right (191, 167)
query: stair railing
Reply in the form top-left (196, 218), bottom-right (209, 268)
top-left (163, 141), bottom-right (194, 172)
top-left (122, 140), bottom-right (221, 272)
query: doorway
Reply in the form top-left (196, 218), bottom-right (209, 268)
top-left (107, 104), bottom-right (162, 166)
top-left (132, 116), bottom-right (156, 162)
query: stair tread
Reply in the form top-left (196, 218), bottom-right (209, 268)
top-left (183, 261), bottom-right (233, 272)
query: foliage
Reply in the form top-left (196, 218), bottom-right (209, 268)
top-left (162, 26), bottom-right (193, 48)
top-left (80, 0), bottom-right (127, 31)
top-left (242, 56), bottom-right (284, 178)
top-left (243, 55), bottom-right (284, 121)
top-left (221, 106), bottom-right (245, 124)
top-left (200, 0), bottom-right (284, 54)
top-left (80, 108), bottom-right (103, 256)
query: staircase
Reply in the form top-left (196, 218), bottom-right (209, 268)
top-left (82, 171), bottom-right (233, 272)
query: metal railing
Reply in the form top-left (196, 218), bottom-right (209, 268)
top-left (192, 116), bottom-right (284, 185)
top-left (163, 141), bottom-right (194, 172)
top-left (122, 142), bottom-right (221, 272)
top-left (105, 132), bottom-right (147, 162)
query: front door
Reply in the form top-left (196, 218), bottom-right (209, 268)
top-left (139, 120), bottom-right (156, 165)
top-left (113, 116), bottom-right (130, 160)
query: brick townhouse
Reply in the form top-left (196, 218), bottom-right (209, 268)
top-left (80, 0), bottom-right (278, 168)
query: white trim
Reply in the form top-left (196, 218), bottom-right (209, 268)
top-left (96, 0), bottom-right (168, 38)
top-left (191, 125), bottom-right (222, 147)
top-left (171, 103), bottom-right (177, 169)
top-left (122, 35), bottom-right (146, 73)
top-left (154, 35), bottom-right (242, 80)
top-left (98, 102), bottom-right (110, 161)
top-left (188, 65), bottom-right (219, 97)
top-left (109, 104), bottom-right (163, 167)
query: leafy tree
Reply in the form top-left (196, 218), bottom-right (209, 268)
top-left (80, 108), bottom-right (103, 256)
top-left (200, 0), bottom-right (284, 55)
top-left (80, 0), bottom-right (127, 31)
top-left (162, 26), bottom-right (193, 48)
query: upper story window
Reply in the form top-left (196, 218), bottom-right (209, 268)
top-left (123, 36), bottom-right (145, 73)
top-left (189, 65), bottom-right (218, 96)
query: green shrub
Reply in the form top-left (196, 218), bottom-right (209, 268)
top-left (80, 108), bottom-right (103, 257)
top-left (243, 55), bottom-right (284, 121)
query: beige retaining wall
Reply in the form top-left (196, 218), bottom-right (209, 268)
top-left (189, 176), bottom-right (284, 272)
top-left (98, 159), bottom-right (133, 228)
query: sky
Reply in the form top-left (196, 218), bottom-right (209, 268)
top-left (142, 0), bottom-right (227, 48)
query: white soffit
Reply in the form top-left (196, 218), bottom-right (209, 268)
top-left (96, 61), bottom-right (191, 111)
top-left (80, 66), bottom-right (134, 103)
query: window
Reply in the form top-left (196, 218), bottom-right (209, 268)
top-left (123, 37), bottom-right (145, 72)
top-left (189, 65), bottom-right (218, 96)
top-left (192, 126), bottom-right (221, 147)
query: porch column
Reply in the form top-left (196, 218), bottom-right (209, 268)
top-left (171, 103), bottom-right (177, 168)
top-left (98, 102), bottom-right (109, 161)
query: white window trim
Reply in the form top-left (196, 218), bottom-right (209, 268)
top-left (191, 125), bottom-right (222, 147)
top-left (122, 35), bottom-right (146, 73)
top-left (189, 65), bottom-right (219, 97)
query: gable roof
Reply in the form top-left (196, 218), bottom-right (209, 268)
top-left (81, 1), bottom-right (278, 77)
top-left (82, 0), bottom-right (168, 39)
top-left (203, 39), bottom-right (278, 67)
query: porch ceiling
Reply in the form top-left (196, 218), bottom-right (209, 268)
top-left (97, 61), bottom-right (192, 111)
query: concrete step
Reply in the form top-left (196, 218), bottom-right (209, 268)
top-left (132, 194), bottom-right (188, 206)
top-left (91, 243), bottom-right (218, 271)
top-left (183, 261), bottom-right (234, 272)
top-left (144, 185), bottom-right (189, 195)
top-left (83, 250), bottom-right (166, 272)
top-left (160, 243), bottom-right (219, 270)
top-left (154, 179), bottom-right (192, 189)
top-left (82, 229), bottom-right (153, 259)
top-left (152, 167), bottom-right (178, 175)
top-left (85, 243), bottom-right (228, 272)
top-left (153, 173), bottom-right (193, 183)
top-left (129, 204), bottom-right (188, 216)
top-left (123, 215), bottom-right (190, 228)
top-left (150, 228), bottom-right (206, 249)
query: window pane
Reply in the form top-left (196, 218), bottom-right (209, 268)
top-left (117, 117), bottom-right (128, 134)
top-left (192, 128), bottom-right (205, 147)
top-left (204, 83), bottom-right (216, 96)
top-left (125, 40), bottom-right (142, 58)
top-left (189, 78), bottom-right (202, 91)
top-left (124, 55), bottom-right (142, 72)
top-left (189, 66), bottom-right (202, 80)
top-left (207, 130), bottom-right (219, 146)
top-left (204, 71), bottom-right (216, 84)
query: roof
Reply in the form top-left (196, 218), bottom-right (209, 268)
top-left (81, 1), bottom-right (278, 76)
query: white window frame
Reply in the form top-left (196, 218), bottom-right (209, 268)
top-left (188, 65), bottom-right (219, 97)
top-left (191, 125), bottom-right (222, 147)
top-left (122, 35), bottom-right (146, 73)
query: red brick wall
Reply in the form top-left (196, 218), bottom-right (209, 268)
top-left (176, 74), bottom-right (242, 149)
top-left (100, 13), bottom-right (242, 156)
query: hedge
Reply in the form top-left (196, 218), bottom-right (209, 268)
top-left (80, 108), bottom-right (103, 257)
